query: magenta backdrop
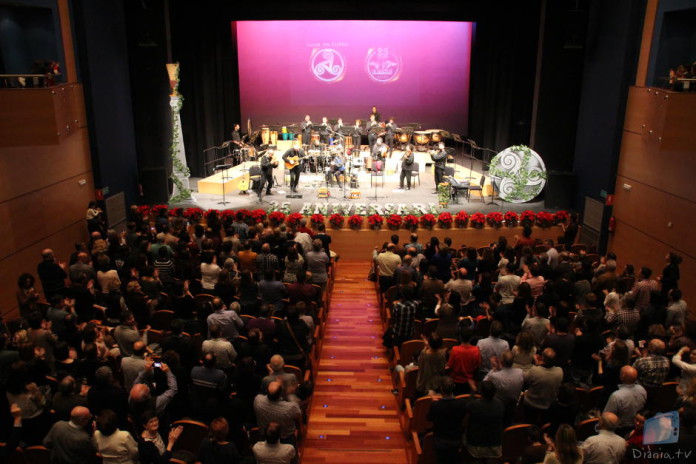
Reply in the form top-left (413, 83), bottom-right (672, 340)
top-left (235, 20), bottom-right (473, 133)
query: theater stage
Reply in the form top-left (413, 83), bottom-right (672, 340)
top-left (186, 145), bottom-right (550, 215)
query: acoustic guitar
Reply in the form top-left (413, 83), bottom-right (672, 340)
top-left (284, 155), bottom-right (301, 170)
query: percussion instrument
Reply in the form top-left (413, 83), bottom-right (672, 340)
top-left (413, 131), bottom-right (430, 145)
top-left (311, 133), bottom-right (320, 145)
top-left (270, 130), bottom-right (278, 145)
top-left (398, 132), bottom-right (411, 143)
top-left (344, 135), bottom-right (353, 147)
top-left (318, 187), bottom-right (330, 198)
top-left (373, 160), bottom-right (383, 172)
top-left (241, 146), bottom-right (257, 161)
top-left (427, 129), bottom-right (443, 143)
top-left (261, 127), bottom-right (270, 145)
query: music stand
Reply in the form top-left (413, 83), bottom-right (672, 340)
top-left (214, 164), bottom-right (233, 205)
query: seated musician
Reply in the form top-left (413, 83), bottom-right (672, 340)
top-left (282, 140), bottom-right (305, 193)
top-left (330, 152), bottom-right (345, 188)
top-left (371, 137), bottom-right (387, 172)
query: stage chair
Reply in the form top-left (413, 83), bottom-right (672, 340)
top-left (410, 162), bottom-right (420, 186)
top-left (466, 175), bottom-right (485, 202)
top-left (501, 424), bottom-right (533, 463)
top-left (370, 170), bottom-right (385, 187)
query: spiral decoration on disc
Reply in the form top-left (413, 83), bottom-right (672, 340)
top-left (489, 146), bottom-right (547, 203)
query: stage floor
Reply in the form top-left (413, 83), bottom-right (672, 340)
top-left (184, 149), bottom-right (552, 214)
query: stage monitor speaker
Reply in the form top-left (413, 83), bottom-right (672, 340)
top-left (544, 171), bottom-right (575, 209)
top-left (139, 167), bottom-right (170, 204)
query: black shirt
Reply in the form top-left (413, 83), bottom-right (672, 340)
top-left (427, 397), bottom-right (468, 441)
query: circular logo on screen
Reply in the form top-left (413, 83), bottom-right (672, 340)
top-left (310, 48), bottom-right (346, 83)
top-left (489, 145), bottom-right (547, 203)
top-left (365, 48), bottom-right (402, 83)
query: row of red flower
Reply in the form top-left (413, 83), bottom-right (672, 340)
top-left (135, 205), bottom-right (568, 229)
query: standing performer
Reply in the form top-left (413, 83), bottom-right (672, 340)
top-left (385, 117), bottom-right (398, 157)
top-left (231, 123), bottom-right (242, 150)
top-left (320, 117), bottom-right (330, 145)
top-left (352, 119), bottom-right (363, 152)
top-left (330, 153), bottom-right (345, 188)
top-left (370, 105), bottom-right (381, 123)
top-left (367, 114), bottom-right (379, 149)
top-left (283, 141), bottom-right (305, 193)
top-left (371, 137), bottom-right (387, 172)
top-left (258, 148), bottom-right (278, 198)
top-left (301, 115), bottom-right (312, 146)
top-left (334, 118), bottom-right (344, 132)
top-left (430, 142), bottom-right (448, 192)
top-left (400, 144), bottom-right (415, 190)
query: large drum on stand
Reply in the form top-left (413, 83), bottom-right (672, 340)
top-left (414, 131), bottom-right (430, 151)
top-left (261, 127), bottom-right (270, 145)
top-left (428, 130), bottom-right (443, 144)
top-left (270, 131), bottom-right (278, 145)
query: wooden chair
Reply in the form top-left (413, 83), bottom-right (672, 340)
top-left (240, 314), bottom-right (256, 326)
top-left (397, 367), bottom-right (420, 409)
top-left (570, 244), bottom-right (587, 254)
top-left (144, 328), bottom-right (164, 347)
top-left (422, 319), bottom-right (439, 338)
top-left (404, 396), bottom-right (433, 440)
top-left (575, 417), bottom-right (599, 441)
top-left (648, 382), bottom-right (679, 414)
top-left (411, 431), bottom-right (436, 464)
top-left (194, 293), bottom-right (215, 313)
top-left (395, 340), bottom-right (425, 367)
top-left (159, 292), bottom-right (171, 309)
top-left (442, 338), bottom-right (458, 350)
top-left (501, 424), bottom-right (533, 463)
top-left (586, 386), bottom-right (605, 411)
top-left (284, 364), bottom-right (311, 384)
top-left (23, 446), bottom-right (50, 464)
top-left (171, 419), bottom-right (209, 454)
top-left (151, 310), bottom-right (175, 331)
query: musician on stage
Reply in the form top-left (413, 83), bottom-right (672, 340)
top-left (430, 142), bottom-right (448, 191)
top-left (371, 137), bottom-right (387, 172)
top-left (301, 115), bottom-right (312, 146)
top-left (283, 140), bottom-right (305, 193)
top-left (334, 118), bottom-right (344, 133)
top-left (367, 114), bottom-right (379, 149)
top-left (352, 119), bottom-right (363, 152)
top-left (258, 148), bottom-right (278, 198)
top-left (231, 123), bottom-right (242, 150)
top-left (385, 117), bottom-right (398, 157)
top-left (320, 117), bottom-right (330, 144)
top-left (330, 152), bottom-right (345, 188)
top-left (400, 144), bottom-right (415, 190)
top-left (370, 105), bottom-right (381, 123)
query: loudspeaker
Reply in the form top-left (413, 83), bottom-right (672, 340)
top-left (139, 167), bottom-right (170, 204)
top-left (544, 171), bottom-right (575, 209)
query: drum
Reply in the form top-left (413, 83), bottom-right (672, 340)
top-left (241, 146), bottom-right (257, 161)
top-left (344, 135), bottom-right (353, 147)
top-left (414, 131), bottom-right (430, 145)
top-left (398, 132), bottom-right (411, 143)
top-left (428, 130), bottom-right (443, 143)
top-left (373, 160), bottom-right (383, 172)
top-left (261, 127), bottom-right (270, 145)
top-left (311, 133), bottom-right (320, 146)
top-left (270, 131), bottom-right (278, 145)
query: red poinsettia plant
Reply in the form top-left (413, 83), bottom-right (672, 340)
top-left (367, 214), bottom-right (384, 229)
top-left (234, 209), bottom-right (251, 222)
top-left (203, 209), bottom-right (219, 219)
top-left (136, 205), bottom-right (151, 218)
top-left (554, 210), bottom-right (569, 224)
top-left (348, 214), bottom-right (363, 229)
top-left (454, 211), bottom-right (469, 227)
top-left (286, 212), bottom-right (304, 227)
top-left (520, 210), bottom-right (536, 226)
top-left (310, 214), bottom-right (325, 227)
top-left (387, 214), bottom-right (403, 229)
top-left (536, 211), bottom-right (555, 228)
top-left (504, 211), bottom-right (519, 226)
top-left (220, 209), bottom-right (236, 224)
top-left (168, 207), bottom-right (182, 217)
top-left (421, 214), bottom-right (437, 228)
top-left (249, 209), bottom-right (267, 223)
top-left (486, 212), bottom-right (504, 228)
top-left (268, 211), bottom-right (286, 226)
top-left (182, 207), bottom-right (204, 221)
top-left (470, 212), bottom-right (486, 228)
top-left (328, 213), bottom-right (344, 229)
top-left (151, 204), bottom-right (169, 216)
top-left (403, 214), bottom-right (419, 229)
top-left (438, 212), bottom-right (453, 227)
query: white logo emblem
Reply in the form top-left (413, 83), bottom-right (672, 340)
top-left (365, 48), bottom-right (402, 83)
top-left (310, 48), bottom-right (346, 83)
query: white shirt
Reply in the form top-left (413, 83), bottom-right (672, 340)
top-left (94, 429), bottom-right (138, 464)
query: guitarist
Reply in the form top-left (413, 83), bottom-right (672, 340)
top-left (258, 148), bottom-right (278, 198)
top-left (283, 140), bottom-right (306, 193)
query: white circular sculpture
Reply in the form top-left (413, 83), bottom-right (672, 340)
top-left (489, 145), bottom-right (547, 203)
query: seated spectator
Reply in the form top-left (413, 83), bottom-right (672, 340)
top-left (253, 422), bottom-right (296, 464)
top-left (138, 410), bottom-right (183, 464)
top-left (94, 409), bottom-right (139, 464)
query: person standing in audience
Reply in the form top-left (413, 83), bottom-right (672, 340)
top-left (254, 381), bottom-right (302, 446)
top-left (426, 376), bottom-right (468, 464)
top-left (523, 348), bottom-right (563, 425)
top-left (477, 320), bottom-right (509, 375)
top-left (581, 412), bottom-right (626, 464)
top-left (252, 422), bottom-right (296, 464)
top-left (37, 248), bottom-right (67, 300)
top-left (93, 409), bottom-right (138, 464)
top-left (603, 365), bottom-right (647, 437)
top-left (542, 423), bottom-right (583, 464)
top-left (447, 326), bottom-right (481, 394)
top-left (374, 242), bottom-right (401, 293)
top-left (198, 417), bottom-right (242, 464)
top-left (390, 286), bottom-right (420, 348)
top-left (632, 338), bottom-right (670, 389)
top-left (484, 350), bottom-right (524, 425)
top-left (465, 380), bottom-right (505, 460)
top-left (305, 239), bottom-right (330, 293)
top-left (44, 406), bottom-right (96, 464)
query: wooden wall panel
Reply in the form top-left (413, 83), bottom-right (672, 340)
top-left (0, 89), bottom-right (57, 146)
top-left (612, 175), bottom-right (696, 258)
top-left (0, 129), bottom-right (92, 202)
top-left (0, 221), bottom-right (88, 320)
top-left (608, 222), bottom-right (696, 308)
top-left (617, 130), bottom-right (696, 203)
top-left (331, 226), bottom-right (562, 261)
top-left (0, 174), bottom-right (95, 261)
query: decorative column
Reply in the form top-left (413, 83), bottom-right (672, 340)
top-left (166, 62), bottom-right (195, 205)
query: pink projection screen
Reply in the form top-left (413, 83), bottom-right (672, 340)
top-left (235, 20), bottom-right (473, 132)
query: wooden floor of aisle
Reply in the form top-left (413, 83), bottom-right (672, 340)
top-left (301, 261), bottom-right (408, 464)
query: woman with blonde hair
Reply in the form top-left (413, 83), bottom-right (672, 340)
top-left (543, 424), bottom-right (582, 464)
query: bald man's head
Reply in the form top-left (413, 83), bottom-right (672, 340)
top-left (648, 339), bottom-right (666, 356)
top-left (130, 383), bottom-right (151, 404)
top-left (620, 365), bottom-right (638, 385)
top-left (269, 355), bottom-right (284, 373)
top-left (600, 412), bottom-right (619, 431)
top-left (267, 381), bottom-right (283, 401)
top-left (132, 341), bottom-right (146, 357)
top-left (70, 406), bottom-right (92, 427)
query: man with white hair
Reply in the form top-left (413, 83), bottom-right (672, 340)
top-left (44, 406), bottom-right (96, 464)
top-left (582, 412), bottom-right (626, 464)
top-left (603, 365), bottom-right (647, 436)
